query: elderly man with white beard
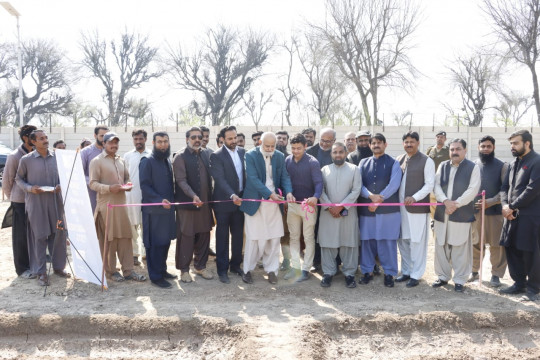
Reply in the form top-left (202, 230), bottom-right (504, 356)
top-left (240, 132), bottom-right (293, 285)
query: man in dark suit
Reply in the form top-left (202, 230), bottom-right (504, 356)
top-left (499, 130), bottom-right (540, 302)
top-left (139, 131), bottom-right (177, 289)
top-left (173, 127), bottom-right (215, 283)
top-left (210, 126), bottom-right (246, 284)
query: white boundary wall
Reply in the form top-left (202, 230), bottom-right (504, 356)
top-left (1, 125), bottom-right (538, 164)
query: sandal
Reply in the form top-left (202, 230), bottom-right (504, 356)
top-left (124, 271), bottom-right (147, 282)
top-left (111, 272), bottom-right (125, 282)
top-left (20, 270), bottom-right (36, 279)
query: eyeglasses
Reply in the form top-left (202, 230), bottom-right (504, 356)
top-left (190, 135), bottom-right (203, 140)
top-left (320, 139), bottom-right (335, 145)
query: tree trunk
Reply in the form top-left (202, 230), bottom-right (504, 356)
top-left (531, 64), bottom-right (540, 126)
top-left (354, 82), bottom-right (371, 126)
top-left (372, 90), bottom-right (379, 126)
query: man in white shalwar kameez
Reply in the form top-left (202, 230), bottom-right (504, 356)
top-left (318, 142), bottom-right (362, 288)
top-left (396, 131), bottom-right (435, 288)
top-left (124, 129), bottom-right (150, 265)
top-left (240, 132), bottom-right (293, 285)
top-left (432, 138), bottom-right (480, 292)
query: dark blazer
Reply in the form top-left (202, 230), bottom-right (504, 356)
top-left (239, 147), bottom-right (292, 216)
top-left (210, 146), bottom-right (246, 213)
top-left (500, 150), bottom-right (540, 216)
top-left (306, 143), bottom-right (321, 158)
top-left (139, 154), bottom-right (176, 246)
top-left (500, 150), bottom-right (540, 250)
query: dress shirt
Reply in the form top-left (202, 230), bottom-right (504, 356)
top-left (285, 153), bottom-right (323, 200)
top-left (224, 145), bottom-right (243, 192)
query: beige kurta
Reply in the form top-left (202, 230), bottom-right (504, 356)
top-left (89, 151), bottom-right (132, 241)
top-left (433, 161), bottom-right (481, 246)
top-left (123, 148), bottom-right (150, 225)
top-left (244, 155), bottom-right (284, 241)
top-left (318, 162), bottom-right (362, 248)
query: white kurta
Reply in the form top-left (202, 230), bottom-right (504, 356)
top-left (244, 155), bottom-right (284, 241)
top-left (318, 162), bottom-right (362, 248)
top-left (399, 156), bottom-right (435, 242)
top-left (433, 161), bottom-right (481, 246)
top-left (398, 156), bottom-right (435, 279)
top-left (123, 148), bottom-right (150, 225)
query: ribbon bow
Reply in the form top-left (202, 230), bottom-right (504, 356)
top-left (301, 199), bottom-right (315, 220)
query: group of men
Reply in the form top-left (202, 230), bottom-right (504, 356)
top-left (3, 124), bottom-right (540, 301)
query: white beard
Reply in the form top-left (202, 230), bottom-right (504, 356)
top-left (261, 150), bottom-right (275, 157)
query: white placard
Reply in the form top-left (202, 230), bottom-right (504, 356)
top-left (55, 149), bottom-right (107, 288)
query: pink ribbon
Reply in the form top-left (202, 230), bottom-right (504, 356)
top-left (301, 199), bottom-right (315, 220)
top-left (108, 200), bottom-right (442, 208)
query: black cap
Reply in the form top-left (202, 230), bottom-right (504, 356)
top-left (436, 131), bottom-right (446, 137)
top-left (103, 132), bottom-right (120, 143)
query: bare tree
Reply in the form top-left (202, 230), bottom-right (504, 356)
top-left (448, 51), bottom-right (502, 126)
top-left (483, 0), bottom-right (540, 124)
top-left (392, 110), bottom-right (412, 126)
top-left (243, 91), bottom-right (272, 131)
top-left (2, 39), bottom-right (74, 125)
top-left (167, 25), bottom-right (273, 126)
top-left (494, 91), bottom-right (534, 126)
top-left (0, 43), bottom-right (13, 80)
top-left (277, 38), bottom-right (300, 126)
top-left (80, 30), bottom-right (161, 126)
top-left (297, 33), bottom-right (346, 124)
top-left (312, 0), bottom-right (420, 125)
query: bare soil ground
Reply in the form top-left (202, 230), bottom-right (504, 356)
top-left (0, 199), bottom-right (538, 359)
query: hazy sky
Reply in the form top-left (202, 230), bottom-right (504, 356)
top-left (0, 0), bottom-right (533, 127)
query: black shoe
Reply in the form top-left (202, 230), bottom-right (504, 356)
top-left (395, 274), bottom-right (410, 283)
top-left (360, 273), bottom-right (373, 285)
top-left (230, 268), bottom-right (244, 276)
top-left (163, 271), bottom-right (178, 279)
top-left (208, 248), bottom-right (216, 257)
top-left (219, 273), bottom-right (230, 284)
top-left (454, 283), bottom-right (464, 292)
top-left (242, 271), bottom-right (253, 284)
top-left (489, 275), bottom-right (501, 288)
top-left (133, 256), bottom-right (141, 266)
top-left (46, 254), bottom-right (52, 263)
top-left (267, 272), bottom-right (278, 284)
top-left (406, 278), bottom-right (420, 288)
top-left (345, 275), bottom-right (357, 288)
top-left (296, 270), bottom-right (310, 282)
top-left (384, 274), bottom-right (394, 288)
top-left (373, 264), bottom-right (381, 275)
top-left (499, 283), bottom-right (526, 295)
top-left (431, 279), bottom-right (448, 288)
top-left (151, 279), bottom-right (172, 289)
top-left (320, 274), bottom-right (333, 287)
top-left (520, 291), bottom-right (540, 302)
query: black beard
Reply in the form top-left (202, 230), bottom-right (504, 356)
top-left (479, 151), bottom-right (495, 163)
top-left (276, 144), bottom-right (288, 154)
top-left (359, 146), bottom-right (373, 158)
top-left (333, 158), bottom-right (345, 166)
top-left (96, 139), bottom-right (103, 147)
top-left (153, 146), bottom-right (171, 160)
